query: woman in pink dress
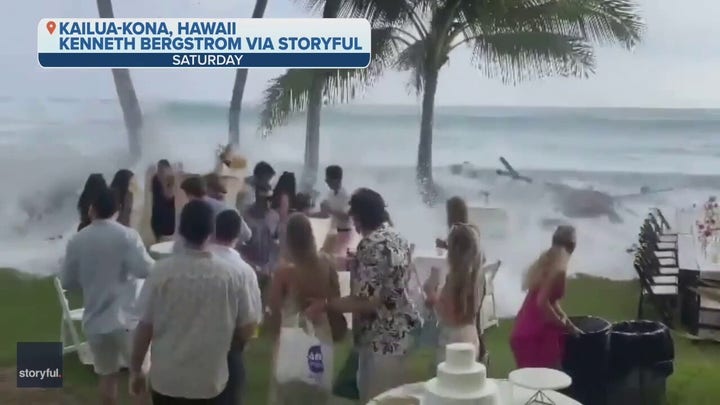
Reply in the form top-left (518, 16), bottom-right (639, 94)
top-left (510, 225), bottom-right (583, 368)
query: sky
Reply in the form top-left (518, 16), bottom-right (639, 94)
top-left (2, 0), bottom-right (719, 107)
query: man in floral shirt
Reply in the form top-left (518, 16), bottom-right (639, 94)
top-left (307, 188), bottom-right (419, 402)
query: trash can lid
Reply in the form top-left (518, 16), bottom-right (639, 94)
top-left (569, 315), bottom-right (611, 334)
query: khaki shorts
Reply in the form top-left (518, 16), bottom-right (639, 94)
top-left (86, 328), bottom-right (149, 376)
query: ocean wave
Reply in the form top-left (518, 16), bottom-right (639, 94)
top-left (1, 98), bottom-right (719, 316)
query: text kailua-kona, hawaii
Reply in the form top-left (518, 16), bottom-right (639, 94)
top-left (54, 21), bottom-right (363, 66)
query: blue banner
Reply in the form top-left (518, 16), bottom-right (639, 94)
top-left (38, 52), bottom-right (371, 68)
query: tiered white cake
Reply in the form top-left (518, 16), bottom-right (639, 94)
top-left (423, 343), bottom-right (498, 405)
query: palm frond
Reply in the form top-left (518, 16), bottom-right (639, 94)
top-left (394, 39), bottom-right (427, 94)
top-left (259, 27), bottom-right (400, 135)
top-left (258, 69), bottom-right (316, 136)
top-left (470, 0), bottom-right (643, 48)
top-left (472, 31), bottom-right (595, 84)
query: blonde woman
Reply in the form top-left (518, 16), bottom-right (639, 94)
top-left (436, 196), bottom-right (470, 249)
top-left (266, 213), bottom-right (341, 404)
top-left (427, 224), bottom-right (485, 363)
top-left (510, 225), bottom-right (583, 369)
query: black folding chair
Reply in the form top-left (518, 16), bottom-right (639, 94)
top-left (633, 254), bottom-right (677, 327)
top-left (653, 208), bottom-right (674, 232)
top-left (648, 212), bottom-right (678, 243)
top-left (640, 219), bottom-right (676, 252)
top-left (638, 243), bottom-right (678, 275)
top-left (636, 251), bottom-right (678, 285)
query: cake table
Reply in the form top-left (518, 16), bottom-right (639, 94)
top-left (149, 241), bottom-right (174, 258)
top-left (369, 381), bottom-right (581, 405)
top-left (508, 368), bottom-right (572, 405)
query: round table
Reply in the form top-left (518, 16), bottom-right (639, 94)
top-left (369, 380), bottom-right (580, 405)
top-left (149, 241), bottom-right (174, 258)
top-left (509, 368), bottom-right (572, 405)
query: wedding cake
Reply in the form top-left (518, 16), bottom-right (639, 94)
top-left (423, 343), bottom-right (498, 405)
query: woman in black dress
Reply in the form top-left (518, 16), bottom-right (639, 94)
top-left (77, 173), bottom-right (107, 231)
top-left (110, 169), bottom-right (135, 227)
top-left (150, 160), bottom-right (176, 241)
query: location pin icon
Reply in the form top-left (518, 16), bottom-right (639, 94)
top-left (46, 21), bottom-right (56, 35)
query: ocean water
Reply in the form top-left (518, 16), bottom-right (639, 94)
top-left (2, 98), bottom-right (719, 316)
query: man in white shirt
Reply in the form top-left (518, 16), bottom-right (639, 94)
top-left (61, 188), bottom-right (154, 405)
top-left (320, 165), bottom-right (351, 230)
top-left (314, 165), bottom-right (354, 253)
top-left (211, 209), bottom-right (262, 405)
top-left (129, 200), bottom-right (258, 403)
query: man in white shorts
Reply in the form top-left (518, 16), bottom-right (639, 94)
top-left (61, 187), bottom-right (154, 404)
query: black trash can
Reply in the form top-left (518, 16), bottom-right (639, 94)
top-left (607, 320), bottom-right (675, 405)
top-left (562, 316), bottom-right (611, 405)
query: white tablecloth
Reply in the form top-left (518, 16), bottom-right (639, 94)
top-left (675, 223), bottom-right (720, 279)
top-left (370, 381), bottom-right (580, 405)
top-left (412, 248), bottom-right (447, 282)
top-left (674, 207), bottom-right (699, 235)
top-left (149, 241), bottom-right (174, 258)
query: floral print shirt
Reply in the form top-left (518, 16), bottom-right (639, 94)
top-left (351, 223), bottom-right (420, 355)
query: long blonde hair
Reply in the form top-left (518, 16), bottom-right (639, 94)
top-left (285, 213), bottom-right (328, 299)
top-left (446, 224), bottom-right (483, 320)
top-left (523, 225), bottom-right (576, 291)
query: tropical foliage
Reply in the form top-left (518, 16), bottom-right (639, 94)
top-left (260, 0), bottom-right (643, 201)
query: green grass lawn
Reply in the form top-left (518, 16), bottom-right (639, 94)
top-left (1, 269), bottom-right (719, 404)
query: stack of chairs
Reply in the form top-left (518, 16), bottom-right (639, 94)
top-left (632, 212), bottom-right (681, 326)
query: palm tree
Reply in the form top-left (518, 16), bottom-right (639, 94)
top-left (259, 1), bottom-right (398, 192)
top-left (96, 0), bottom-right (144, 161)
top-left (228, 0), bottom-right (270, 147)
top-left (262, 0), bottom-right (643, 202)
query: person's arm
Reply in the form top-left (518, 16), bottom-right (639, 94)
top-left (247, 268), bottom-right (263, 325)
top-left (265, 265), bottom-right (288, 338)
top-left (551, 277), bottom-right (581, 333)
top-left (130, 278), bottom-right (155, 375)
top-left (239, 215), bottom-right (253, 244)
top-left (124, 231), bottom-right (154, 279)
top-left (326, 246), bottom-right (386, 315)
top-left (233, 274), bottom-right (259, 347)
top-left (278, 194), bottom-right (290, 222)
top-left (60, 238), bottom-right (80, 291)
top-left (535, 273), bottom-right (578, 333)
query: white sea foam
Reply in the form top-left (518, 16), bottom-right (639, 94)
top-left (0, 99), bottom-right (717, 316)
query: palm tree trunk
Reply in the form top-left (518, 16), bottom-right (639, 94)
top-left (299, 0), bottom-right (341, 192)
top-left (301, 75), bottom-right (324, 192)
top-left (228, 0), bottom-right (269, 146)
top-left (417, 68), bottom-right (439, 202)
top-left (96, 0), bottom-right (143, 162)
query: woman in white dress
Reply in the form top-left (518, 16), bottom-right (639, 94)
top-left (426, 224), bottom-right (485, 363)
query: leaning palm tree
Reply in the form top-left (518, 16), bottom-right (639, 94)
top-left (264, 0), bottom-right (643, 202)
top-left (259, 2), bottom-right (399, 192)
top-left (96, 0), bottom-right (144, 161)
top-left (228, 0), bottom-right (269, 147)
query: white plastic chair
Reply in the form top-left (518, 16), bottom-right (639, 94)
top-left (480, 260), bottom-right (501, 331)
top-left (53, 277), bottom-right (93, 365)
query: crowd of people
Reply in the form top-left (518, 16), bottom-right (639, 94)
top-left (61, 155), bottom-right (583, 405)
